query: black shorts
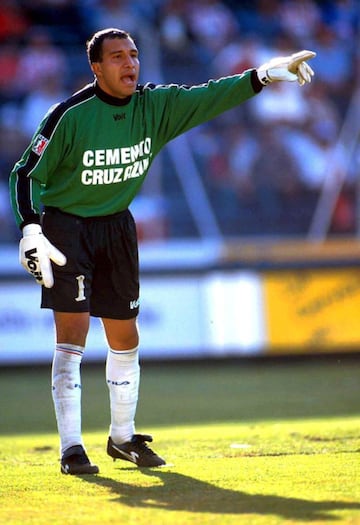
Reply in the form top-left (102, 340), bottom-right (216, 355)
top-left (41, 207), bottom-right (139, 319)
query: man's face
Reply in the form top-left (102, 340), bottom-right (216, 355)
top-left (92, 37), bottom-right (140, 98)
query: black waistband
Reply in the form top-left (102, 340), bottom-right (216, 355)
top-left (43, 206), bottom-right (129, 222)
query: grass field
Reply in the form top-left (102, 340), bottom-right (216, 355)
top-left (0, 356), bottom-right (359, 524)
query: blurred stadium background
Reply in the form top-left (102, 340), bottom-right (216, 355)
top-left (1, 0), bottom-right (360, 364)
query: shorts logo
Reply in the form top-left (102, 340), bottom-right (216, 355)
top-left (130, 299), bottom-right (140, 309)
top-left (32, 134), bottom-right (49, 156)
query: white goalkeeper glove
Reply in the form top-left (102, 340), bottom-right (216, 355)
top-left (257, 50), bottom-right (316, 86)
top-left (20, 224), bottom-right (67, 288)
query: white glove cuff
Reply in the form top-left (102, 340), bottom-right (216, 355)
top-left (257, 69), bottom-right (271, 86)
top-left (22, 224), bottom-right (42, 236)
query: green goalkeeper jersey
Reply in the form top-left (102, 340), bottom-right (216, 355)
top-left (9, 70), bottom-right (262, 228)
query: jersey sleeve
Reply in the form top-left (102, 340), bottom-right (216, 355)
top-left (148, 69), bottom-right (262, 147)
top-left (9, 103), bottom-right (68, 229)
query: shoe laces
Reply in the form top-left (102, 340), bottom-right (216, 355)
top-left (63, 452), bottom-right (90, 466)
top-left (63, 445), bottom-right (90, 465)
top-left (131, 434), bottom-right (156, 456)
top-left (75, 452), bottom-right (91, 465)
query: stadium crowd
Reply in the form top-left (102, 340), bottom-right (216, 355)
top-left (0, 0), bottom-right (359, 241)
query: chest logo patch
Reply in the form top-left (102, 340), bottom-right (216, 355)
top-left (32, 134), bottom-right (49, 156)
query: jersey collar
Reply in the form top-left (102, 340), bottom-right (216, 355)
top-left (94, 81), bottom-right (132, 106)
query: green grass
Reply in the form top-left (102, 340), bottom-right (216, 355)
top-left (0, 357), bottom-right (360, 524)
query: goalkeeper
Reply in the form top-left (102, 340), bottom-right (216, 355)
top-left (9, 27), bottom-right (315, 475)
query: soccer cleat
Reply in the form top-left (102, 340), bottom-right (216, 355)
top-left (107, 434), bottom-right (166, 467)
top-left (60, 445), bottom-right (99, 475)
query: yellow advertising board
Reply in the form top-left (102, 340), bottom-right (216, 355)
top-left (263, 268), bottom-right (360, 353)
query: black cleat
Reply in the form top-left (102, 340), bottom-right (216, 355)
top-left (61, 445), bottom-right (99, 475)
top-left (107, 434), bottom-right (166, 467)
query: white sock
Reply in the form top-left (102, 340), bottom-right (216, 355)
top-left (51, 343), bottom-right (84, 455)
top-left (106, 346), bottom-right (140, 444)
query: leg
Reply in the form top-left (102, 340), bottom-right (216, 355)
top-left (102, 316), bottom-right (139, 443)
top-left (52, 311), bottom-right (89, 453)
top-left (51, 311), bottom-right (98, 474)
top-left (40, 208), bottom-right (99, 473)
top-left (102, 316), bottom-right (165, 467)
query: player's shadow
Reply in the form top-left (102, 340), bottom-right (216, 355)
top-left (79, 468), bottom-right (360, 521)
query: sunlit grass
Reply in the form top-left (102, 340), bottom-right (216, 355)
top-left (0, 357), bottom-right (359, 524)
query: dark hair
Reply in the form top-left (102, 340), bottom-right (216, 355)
top-left (86, 28), bottom-right (133, 63)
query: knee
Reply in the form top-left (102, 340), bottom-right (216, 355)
top-left (54, 312), bottom-right (90, 346)
top-left (111, 331), bottom-right (139, 350)
top-left (57, 328), bottom-right (88, 347)
top-left (103, 317), bottom-right (139, 350)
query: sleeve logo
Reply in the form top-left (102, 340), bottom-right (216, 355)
top-left (32, 134), bottom-right (49, 156)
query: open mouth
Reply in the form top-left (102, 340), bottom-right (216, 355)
top-left (121, 74), bottom-right (136, 85)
